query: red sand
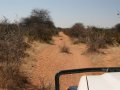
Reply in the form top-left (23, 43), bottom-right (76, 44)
top-left (29, 32), bottom-right (94, 90)
top-left (26, 32), bottom-right (120, 90)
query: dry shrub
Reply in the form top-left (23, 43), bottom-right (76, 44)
top-left (64, 23), bottom-right (120, 53)
top-left (0, 19), bottom-right (29, 90)
top-left (86, 27), bottom-right (107, 53)
top-left (0, 63), bottom-right (28, 90)
top-left (21, 9), bottom-right (58, 43)
top-left (63, 23), bottom-right (86, 43)
top-left (0, 18), bottom-right (55, 90)
top-left (25, 26), bottom-right (57, 43)
top-left (0, 24), bottom-right (29, 63)
top-left (86, 26), bottom-right (120, 53)
top-left (60, 44), bottom-right (70, 54)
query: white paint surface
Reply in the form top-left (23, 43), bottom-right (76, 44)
top-left (78, 72), bottom-right (120, 90)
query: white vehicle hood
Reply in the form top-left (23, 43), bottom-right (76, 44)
top-left (78, 72), bottom-right (120, 90)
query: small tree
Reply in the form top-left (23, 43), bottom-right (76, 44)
top-left (68, 23), bottom-right (85, 38)
top-left (71, 23), bottom-right (84, 30)
top-left (31, 9), bottom-right (51, 22)
top-left (21, 9), bottom-right (57, 43)
top-left (21, 9), bottom-right (55, 28)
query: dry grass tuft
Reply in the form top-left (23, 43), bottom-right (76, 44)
top-left (60, 45), bottom-right (70, 54)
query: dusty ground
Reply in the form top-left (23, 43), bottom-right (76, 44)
top-left (21, 32), bottom-right (120, 90)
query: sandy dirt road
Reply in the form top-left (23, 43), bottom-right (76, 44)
top-left (24, 32), bottom-right (120, 90)
top-left (29, 32), bottom-right (94, 90)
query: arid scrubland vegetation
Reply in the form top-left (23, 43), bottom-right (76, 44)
top-left (0, 9), bottom-right (58, 90)
top-left (0, 8), bottom-right (120, 90)
top-left (63, 23), bottom-right (120, 53)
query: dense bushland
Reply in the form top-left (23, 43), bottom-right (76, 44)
top-left (0, 19), bottom-right (30, 90)
top-left (63, 23), bottom-right (120, 53)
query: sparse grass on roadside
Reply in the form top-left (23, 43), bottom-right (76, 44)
top-left (38, 77), bottom-right (53, 90)
top-left (0, 63), bottom-right (29, 90)
top-left (60, 45), bottom-right (70, 54)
